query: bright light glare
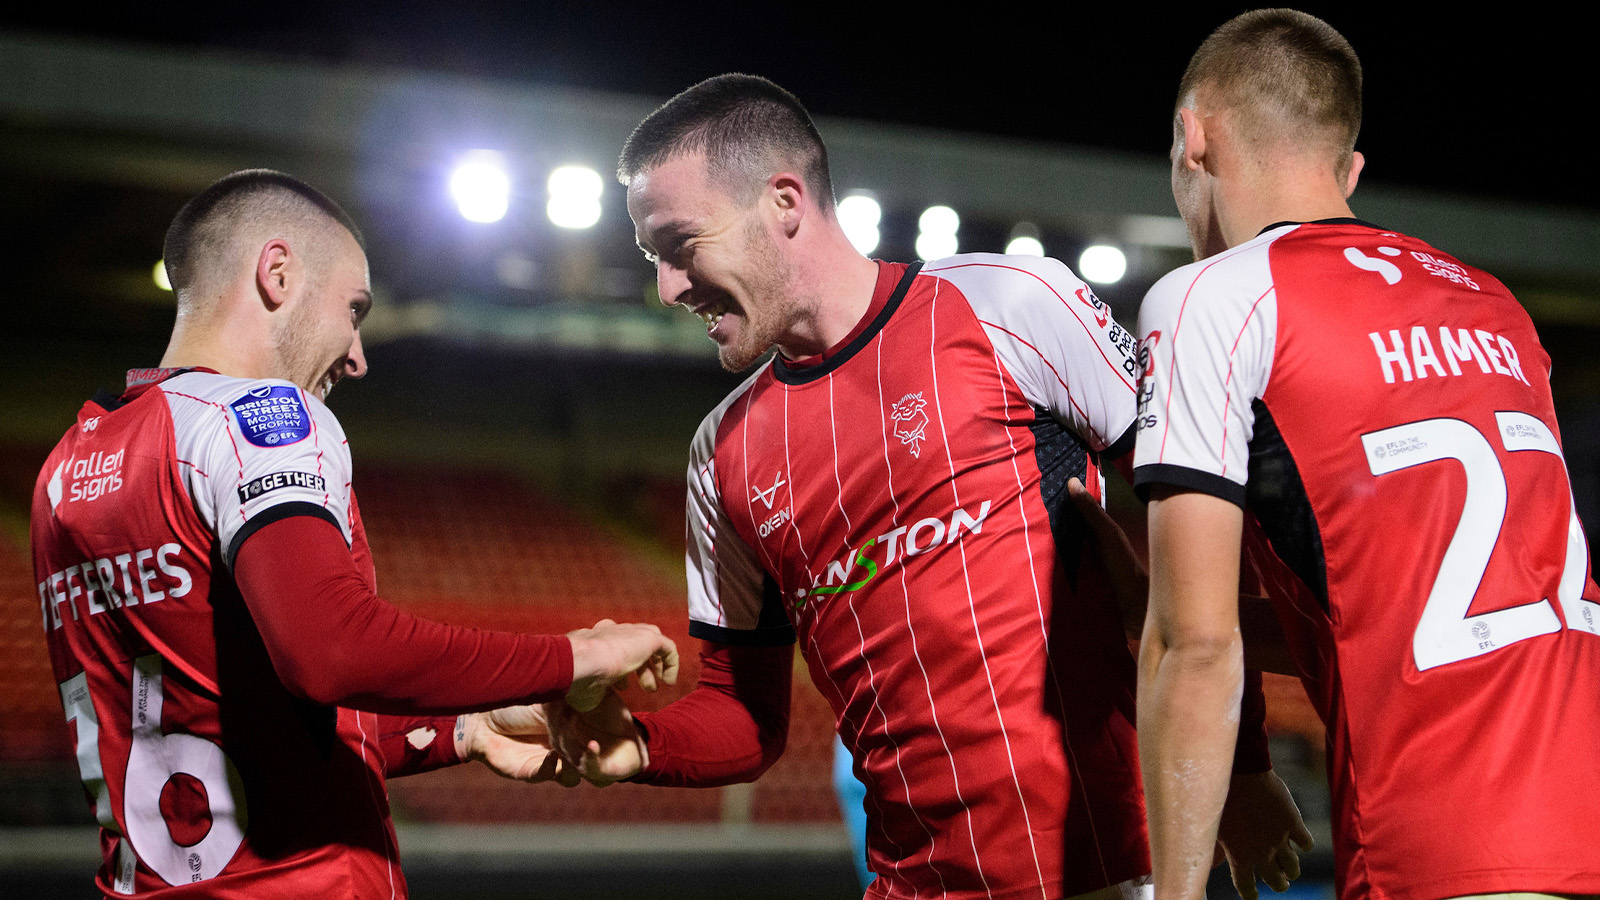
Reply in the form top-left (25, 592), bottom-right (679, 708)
top-left (916, 205), bottom-right (959, 260)
top-left (1005, 236), bottom-right (1045, 257)
top-left (548, 165), bottom-right (603, 229)
top-left (918, 205), bottom-right (959, 235)
top-left (153, 260), bottom-right (171, 291)
top-left (1079, 244), bottom-right (1127, 284)
top-left (916, 232), bottom-right (958, 260)
top-left (838, 194), bottom-right (881, 254)
top-left (450, 152), bottom-right (511, 223)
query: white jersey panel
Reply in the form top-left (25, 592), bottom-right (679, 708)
top-left (922, 253), bottom-right (1139, 451)
top-left (1133, 228), bottom-right (1285, 498)
top-left (160, 372), bottom-right (354, 561)
top-left (685, 368), bottom-right (769, 633)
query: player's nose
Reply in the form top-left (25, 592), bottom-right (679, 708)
top-left (345, 331), bottom-right (369, 379)
top-left (657, 261), bottom-right (691, 307)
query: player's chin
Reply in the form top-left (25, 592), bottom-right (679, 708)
top-left (716, 335), bottom-right (768, 373)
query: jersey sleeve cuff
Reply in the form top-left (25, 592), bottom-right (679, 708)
top-left (226, 501), bottom-right (345, 570)
top-left (688, 620), bottom-right (797, 647)
top-left (1132, 463), bottom-right (1246, 507)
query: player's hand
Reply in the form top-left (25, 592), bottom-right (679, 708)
top-left (456, 705), bottom-right (582, 787)
top-left (1067, 477), bottom-right (1150, 636)
top-left (546, 689), bottom-right (647, 786)
top-left (1215, 769), bottom-right (1314, 899)
top-left (566, 619), bottom-right (679, 712)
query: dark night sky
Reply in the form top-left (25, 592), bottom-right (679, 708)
top-left (2, 3), bottom-right (1591, 212)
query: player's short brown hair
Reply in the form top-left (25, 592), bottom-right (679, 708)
top-left (163, 169), bottom-right (364, 300)
top-left (1179, 9), bottom-right (1362, 175)
top-left (618, 73), bottom-right (835, 213)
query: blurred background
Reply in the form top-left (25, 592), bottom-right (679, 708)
top-left (2, 4), bottom-right (1596, 898)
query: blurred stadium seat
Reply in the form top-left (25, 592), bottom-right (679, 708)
top-left (0, 452), bottom-right (1330, 830)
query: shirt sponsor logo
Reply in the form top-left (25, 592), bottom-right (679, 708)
top-left (1411, 251), bottom-right (1480, 291)
top-left (230, 386), bottom-right (310, 448)
top-left (1135, 331), bottom-right (1161, 432)
top-left (758, 507), bottom-right (792, 538)
top-left (889, 392), bottom-right (930, 458)
top-left (1076, 285), bottom-right (1109, 328)
top-left (794, 500), bottom-right (992, 609)
top-left (48, 450), bottom-right (128, 512)
top-left (237, 471), bottom-right (327, 504)
top-left (751, 471), bottom-right (786, 510)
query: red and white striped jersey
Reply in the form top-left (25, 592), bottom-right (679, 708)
top-left (33, 369), bottom-right (409, 898)
top-left (687, 256), bottom-right (1148, 900)
top-left (1133, 220), bottom-right (1600, 900)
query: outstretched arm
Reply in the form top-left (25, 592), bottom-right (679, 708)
top-left (234, 515), bottom-right (677, 715)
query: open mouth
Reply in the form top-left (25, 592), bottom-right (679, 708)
top-left (317, 368), bottom-right (341, 400)
top-left (694, 299), bottom-right (732, 335)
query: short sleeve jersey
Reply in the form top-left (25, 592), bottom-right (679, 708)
top-left (1133, 221), bottom-right (1600, 900)
top-left (32, 369), bottom-right (409, 898)
top-left (687, 256), bottom-right (1149, 900)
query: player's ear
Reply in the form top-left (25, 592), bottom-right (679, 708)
top-left (768, 172), bottom-right (805, 238)
top-left (1343, 150), bottom-right (1365, 199)
top-left (1177, 107), bottom-right (1208, 173)
top-left (255, 239), bottom-right (293, 310)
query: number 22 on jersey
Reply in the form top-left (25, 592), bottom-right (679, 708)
top-left (1362, 411), bottom-right (1600, 671)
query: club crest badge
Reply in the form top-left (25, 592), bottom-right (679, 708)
top-left (231, 385), bottom-right (311, 448)
top-left (890, 392), bottom-right (929, 458)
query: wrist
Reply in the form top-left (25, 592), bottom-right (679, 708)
top-left (454, 713), bottom-right (478, 761)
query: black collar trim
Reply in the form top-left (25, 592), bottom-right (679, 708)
top-left (91, 389), bottom-right (128, 412)
top-left (1259, 217), bottom-right (1382, 236)
top-left (771, 261), bottom-right (923, 386)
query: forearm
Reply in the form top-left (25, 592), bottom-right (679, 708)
top-left (1143, 487), bottom-right (1247, 900)
top-left (631, 641), bottom-right (792, 787)
top-left (236, 516), bottom-right (574, 714)
top-left (1139, 627), bottom-right (1244, 898)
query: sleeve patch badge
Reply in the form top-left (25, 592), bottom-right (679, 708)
top-left (237, 471), bottom-right (328, 504)
top-left (230, 385), bottom-right (311, 448)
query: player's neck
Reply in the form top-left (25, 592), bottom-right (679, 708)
top-left (1221, 179), bottom-right (1356, 249)
top-left (1221, 158), bottom-right (1358, 249)
top-left (776, 237), bottom-right (881, 358)
top-left (159, 317), bottom-right (273, 384)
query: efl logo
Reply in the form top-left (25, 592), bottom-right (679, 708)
top-left (230, 385), bottom-right (310, 448)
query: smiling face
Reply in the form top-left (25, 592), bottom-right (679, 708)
top-left (273, 225), bottom-right (372, 400)
top-left (627, 152), bottom-right (798, 372)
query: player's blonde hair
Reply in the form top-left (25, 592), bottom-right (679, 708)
top-left (1179, 9), bottom-right (1362, 180)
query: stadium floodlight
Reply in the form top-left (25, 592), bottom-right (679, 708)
top-left (1079, 244), bottom-right (1127, 285)
top-left (153, 260), bottom-right (172, 291)
top-left (1006, 222), bottom-right (1045, 257)
top-left (547, 165), bottom-right (603, 229)
top-left (838, 194), bottom-right (882, 255)
top-left (450, 151), bottom-right (511, 223)
top-left (916, 205), bottom-right (959, 260)
top-left (1005, 236), bottom-right (1045, 257)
